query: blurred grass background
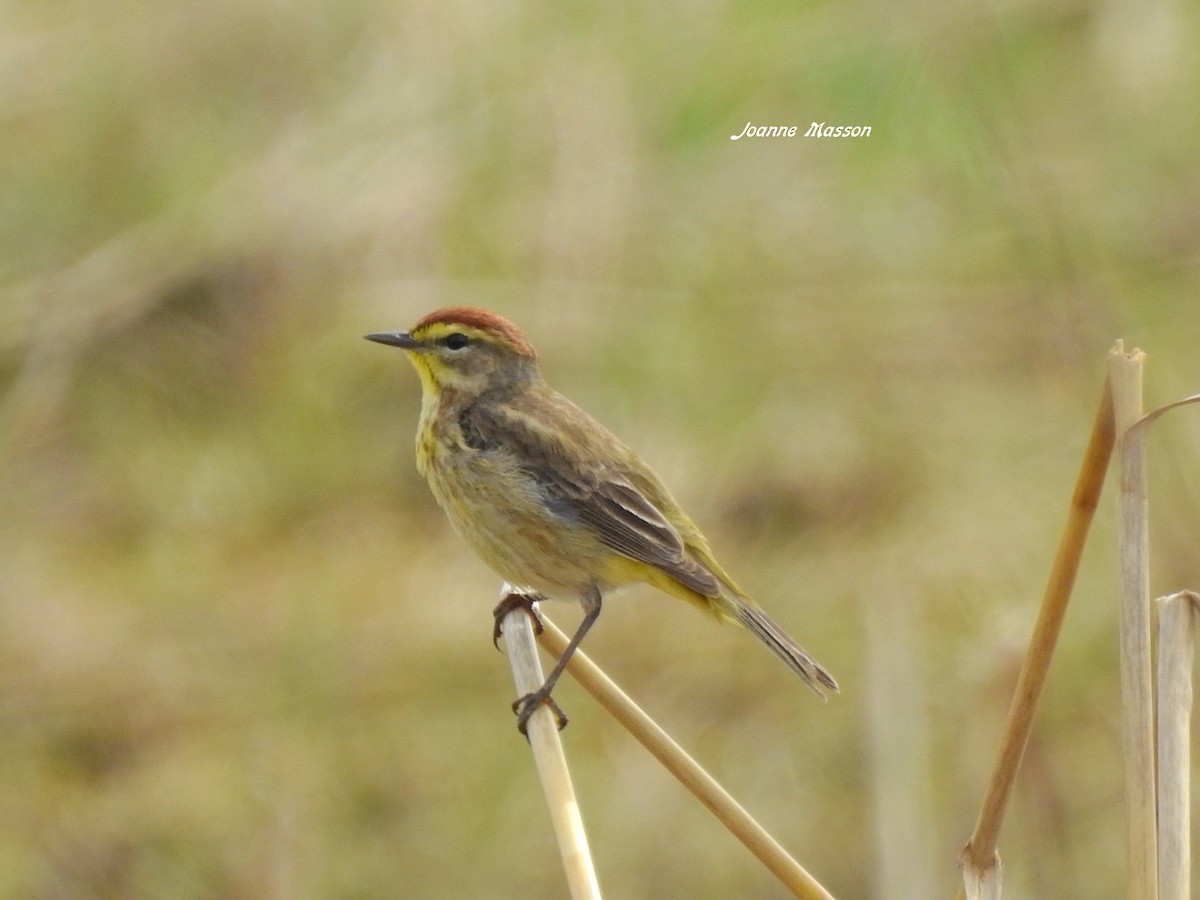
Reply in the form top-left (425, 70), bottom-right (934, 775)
top-left (2, 0), bottom-right (1199, 897)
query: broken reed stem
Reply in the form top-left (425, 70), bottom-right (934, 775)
top-left (535, 615), bottom-right (835, 900)
top-left (1127, 395), bottom-right (1200, 895)
top-left (1156, 591), bottom-right (1198, 900)
top-left (1109, 342), bottom-right (1158, 900)
top-left (499, 589), bottom-right (601, 900)
top-left (958, 374), bottom-right (1115, 895)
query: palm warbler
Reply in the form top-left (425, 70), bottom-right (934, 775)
top-left (367, 307), bottom-right (837, 731)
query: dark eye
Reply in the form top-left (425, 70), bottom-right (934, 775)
top-left (443, 333), bottom-right (470, 350)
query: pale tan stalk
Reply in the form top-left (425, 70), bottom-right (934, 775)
top-left (1156, 591), bottom-right (1199, 900)
top-left (499, 587), bottom-right (602, 900)
top-left (536, 615), bottom-right (836, 900)
top-left (1126, 391), bottom-right (1200, 900)
top-left (1109, 342), bottom-right (1157, 900)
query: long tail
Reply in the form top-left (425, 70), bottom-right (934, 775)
top-left (727, 596), bottom-right (838, 697)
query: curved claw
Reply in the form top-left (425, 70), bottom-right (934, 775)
top-left (492, 592), bottom-right (545, 649)
top-left (513, 689), bottom-right (568, 736)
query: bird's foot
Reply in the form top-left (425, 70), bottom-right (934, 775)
top-left (492, 591), bottom-right (544, 649)
top-left (512, 688), bottom-right (568, 736)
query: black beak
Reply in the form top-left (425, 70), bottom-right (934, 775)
top-left (365, 331), bottom-right (421, 349)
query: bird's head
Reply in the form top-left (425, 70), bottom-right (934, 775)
top-left (366, 307), bottom-right (539, 400)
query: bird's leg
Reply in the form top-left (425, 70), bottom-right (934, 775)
top-left (492, 590), bottom-right (546, 649)
top-left (513, 585), bottom-right (602, 735)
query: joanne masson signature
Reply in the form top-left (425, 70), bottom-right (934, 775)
top-left (730, 121), bottom-right (872, 140)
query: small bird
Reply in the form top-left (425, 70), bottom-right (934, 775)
top-left (367, 307), bottom-right (836, 732)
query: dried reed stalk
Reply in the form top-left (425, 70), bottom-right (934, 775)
top-left (535, 615), bottom-right (836, 900)
top-left (958, 374), bottom-right (1115, 897)
top-left (1109, 342), bottom-right (1158, 900)
top-left (1125, 389), bottom-right (1200, 900)
top-left (499, 588), bottom-right (602, 900)
top-left (1156, 590), bottom-right (1199, 900)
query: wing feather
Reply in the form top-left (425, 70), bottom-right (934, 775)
top-left (461, 394), bottom-right (722, 597)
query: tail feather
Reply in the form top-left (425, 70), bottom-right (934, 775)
top-left (728, 598), bottom-right (838, 697)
